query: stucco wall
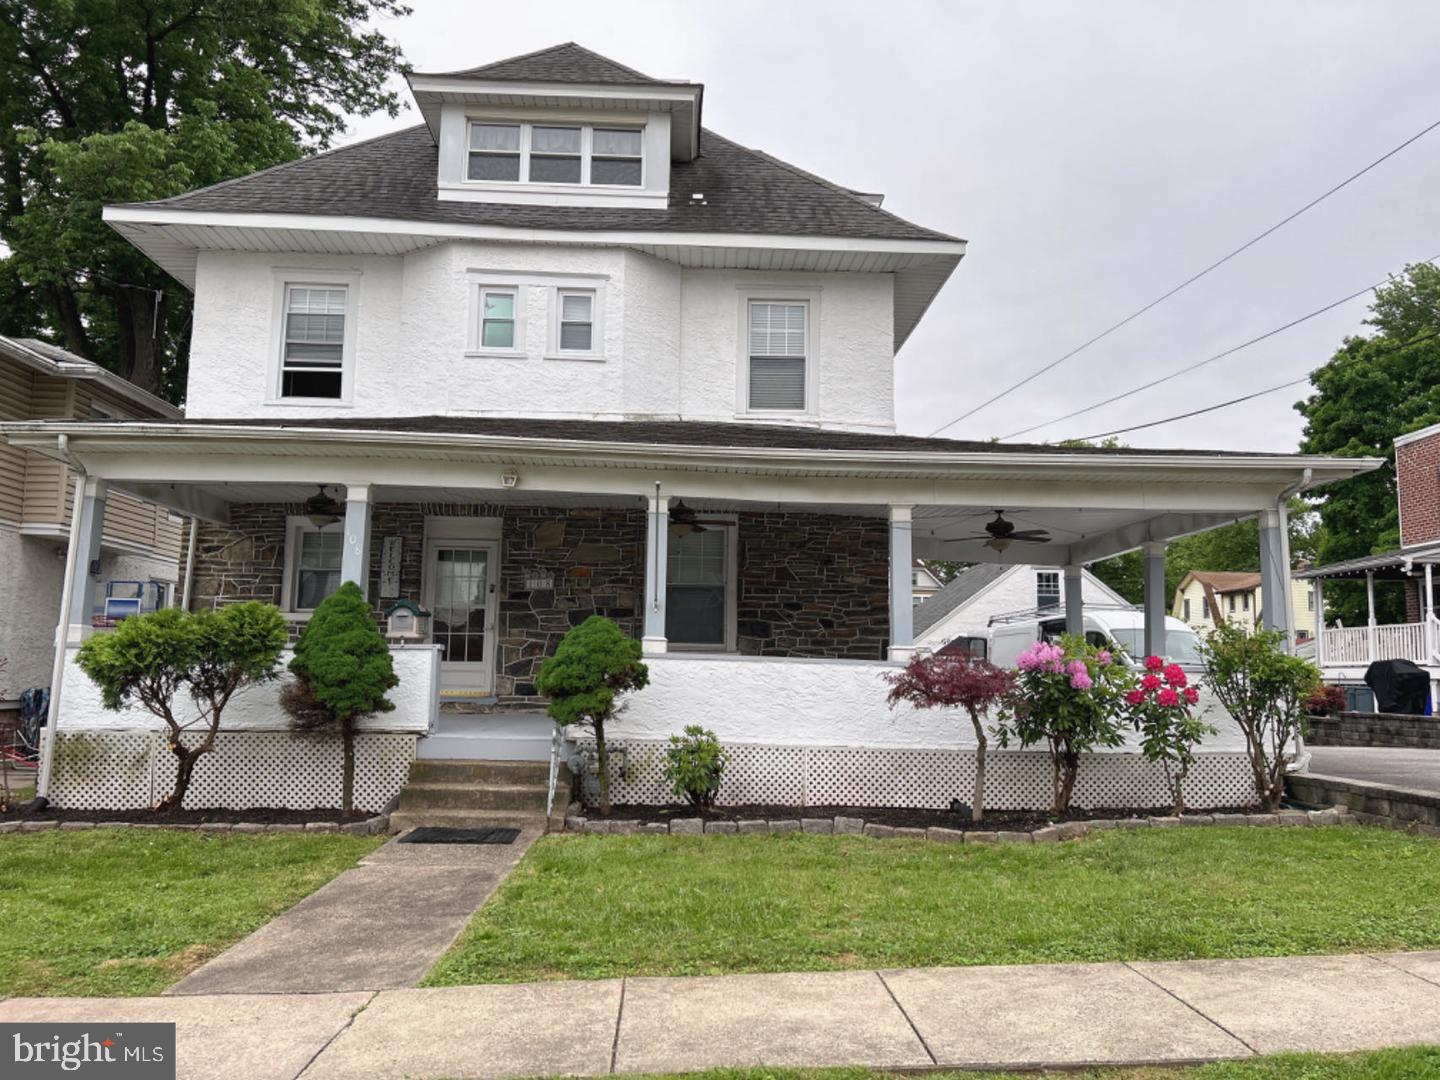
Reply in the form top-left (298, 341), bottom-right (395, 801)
top-left (184, 248), bottom-right (897, 430)
top-left (57, 644), bottom-right (438, 733)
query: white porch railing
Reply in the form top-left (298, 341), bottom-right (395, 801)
top-left (1322, 622), bottom-right (1428, 666)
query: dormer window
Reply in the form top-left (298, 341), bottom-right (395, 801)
top-left (466, 120), bottom-right (643, 188)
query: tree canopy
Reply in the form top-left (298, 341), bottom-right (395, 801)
top-left (0, 0), bottom-right (410, 401)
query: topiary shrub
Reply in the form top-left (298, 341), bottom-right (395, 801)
top-left (663, 725), bottom-right (728, 808)
top-left (77, 602), bottom-right (288, 811)
top-left (282, 581), bottom-right (397, 814)
top-left (535, 615), bottom-right (648, 817)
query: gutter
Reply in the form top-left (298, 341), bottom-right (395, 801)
top-left (0, 337), bottom-right (181, 421)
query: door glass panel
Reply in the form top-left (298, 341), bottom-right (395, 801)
top-left (432, 548), bottom-right (488, 664)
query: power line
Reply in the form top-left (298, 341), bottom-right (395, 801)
top-left (1000, 256), bottom-right (1440, 441)
top-left (1070, 327), bottom-right (1440, 442)
top-left (927, 115), bottom-right (1440, 437)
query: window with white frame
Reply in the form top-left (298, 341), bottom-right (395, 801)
top-left (280, 285), bottom-right (347, 399)
top-left (666, 527), bottom-right (732, 648)
top-left (556, 290), bottom-right (595, 353)
top-left (747, 301), bottom-right (807, 411)
top-left (479, 287), bottom-right (518, 350)
top-left (467, 121), bottom-right (643, 187)
top-left (1036, 570), bottom-right (1061, 610)
top-left (287, 525), bottom-right (344, 610)
top-left (1183, 598), bottom-right (1192, 621)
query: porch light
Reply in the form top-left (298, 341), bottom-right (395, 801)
top-left (302, 485), bottom-right (344, 528)
top-left (985, 536), bottom-right (1013, 553)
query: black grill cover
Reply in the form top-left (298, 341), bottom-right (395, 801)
top-left (1364, 659), bottom-right (1431, 715)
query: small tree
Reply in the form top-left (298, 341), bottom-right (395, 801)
top-left (77, 603), bottom-right (287, 811)
top-left (886, 651), bottom-right (1015, 823)
top-left (1125, 656), bottom-right (1215, 816)
top-left (535, 616), bottom-right (648, 817)
top-left (1199, 623), bottom-right (1319, 811)
top-left (282, 582), bottom-right (397, 814)
top-left (663, 725), bottom-right (728, 809)
top-left (996, 636), bottom-right (1134, 815)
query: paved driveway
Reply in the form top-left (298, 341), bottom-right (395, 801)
top-left (1305, 746), bottom-right (1440, 795)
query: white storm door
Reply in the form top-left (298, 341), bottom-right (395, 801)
top-left (425, 540), bottom-right (499, 695)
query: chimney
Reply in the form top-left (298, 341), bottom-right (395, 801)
top-left (1396, 421), bottom-right (1440, 547)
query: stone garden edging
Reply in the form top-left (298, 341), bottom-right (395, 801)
top-left (564, 806), bottom-right (1359, 841)
top-left (0, 812), bottom-right (391, 836)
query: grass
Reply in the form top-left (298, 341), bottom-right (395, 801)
top-left (0, 828), bottom-right (383, 996)
top-left (425, 826), bottom-right (1440, 985)
top-left (598, 1050), bottom-right (1440, 1080)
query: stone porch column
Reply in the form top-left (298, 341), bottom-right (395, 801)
top-left (1259, 507), bottom-right (1288, 640)
top-left (1142, 541), bottom-right (1166, 658)
top-left (1063, 564), bottom-right (1084, 637)
top-left (642, 492), bottom-right (669, 655)
top-left (64, 475), bottom-right (108, 646)
top-left (341, 484), bottom-right (372, 599)
top-left (888, 506), bottom-right (915, 662)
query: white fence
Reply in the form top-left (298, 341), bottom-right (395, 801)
top-left (1323, 622), bottom-right (1429, 665)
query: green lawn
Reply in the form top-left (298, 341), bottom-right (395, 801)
top-left (425, 827), bottom-right (1440, 985)
top-left (0, 829), bottom-right (383, 996)
top-left (606, 1049), bottom-right (1440, 1080)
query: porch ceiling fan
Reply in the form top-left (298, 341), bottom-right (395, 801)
top-left (302, 484), bottom-right (345, 529)
top-left (949, 510), bottom-right (1051, 553)
top-left (668, 499), bottom-right (707, 536)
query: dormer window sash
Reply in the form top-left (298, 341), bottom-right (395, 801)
top-left (465, 120), bottom-right (643, 188)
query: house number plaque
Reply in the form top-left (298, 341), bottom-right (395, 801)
top-left (379, 536), bottom-right (403, 598)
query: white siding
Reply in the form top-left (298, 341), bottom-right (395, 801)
top-left (916, 565), bottom-right (1128, 650)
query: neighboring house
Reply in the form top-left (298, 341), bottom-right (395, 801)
top-left (0, 336), bottom-right (184, 714)
top-left (915, 563), bottom-right (1127, 657)
top-left (1297, 419), bottom-right (1440, 709)
top-left (2, 44), bottom-right (1378, 815)
top-left (911, 560), bottom-right (945, 605)
top-left (1171, 571), bottom-right (1313, 642)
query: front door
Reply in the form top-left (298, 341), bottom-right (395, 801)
top-left (424, 540), bottom-right (499, 697)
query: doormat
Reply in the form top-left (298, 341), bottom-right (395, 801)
top-left (399, 826), bottom-right (521, 845)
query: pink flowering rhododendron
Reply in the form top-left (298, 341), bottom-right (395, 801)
top-left (1164, 664), bottom-right (1187, 688)
top-left (1157, 687), bottom-right (1180, 707)
top-left (1124, 656), bottom-right (1216, 816)
top-left (1126, 688), bottom-right (1146, 706)
top-left (1016, 641), bottom-right (1066, 674)
top-left (1142, 673), bottom-right (1162, 691)
top-left (1070, 668), bottom-right (1093, 690)
top-left (1097, 650), bottom-right (1113, 666)
top-left (1184, 686), bottom-right (1200, 705)
top-left (1145, 654), bottom-right (1164, 672)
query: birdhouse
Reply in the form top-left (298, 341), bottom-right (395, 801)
top-left (384, 600), bottom-right (431, 643)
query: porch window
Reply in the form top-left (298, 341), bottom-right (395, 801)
top-left (280, 285), bottom-right (347, 399)
top-left (666, 527), bottom-right (731, 648)
top-left (747, 301), bottom-right (807, 411)
top-left (1036, 570), bottom-right (1061, 610)
top-left (291, 528), bottom-right (343, 610)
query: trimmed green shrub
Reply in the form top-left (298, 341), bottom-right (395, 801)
top-left (663, 725), bottom-right (728, 808)
top-left (283, 581), bottom-right (397, 813)
top-left (535, 616), bottom-right (648, 816)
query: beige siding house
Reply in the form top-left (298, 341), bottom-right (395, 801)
top-left (1171, 570), bottom-right (1313, 642)
top-left (0, 337), bottom-right (184, 710)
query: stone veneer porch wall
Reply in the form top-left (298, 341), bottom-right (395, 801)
top-left (191, 504), bottom-right (892, 704)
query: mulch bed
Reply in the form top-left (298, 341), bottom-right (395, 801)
top-left (601, 803), bottom-right (1255, 832)
top-left (0, 804), bottom-right (369, 825)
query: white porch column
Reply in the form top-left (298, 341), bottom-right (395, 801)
top-left (642, 491), bottom-right (669, 655)
top-left (64, 476), bottom-right (109, 646)
top-left (1365, 570), bottom-right (1378, 663)
top-left (888, 506), bottom-right (915, 662)
top-left (1313, 579), bottom-right (1326, 667)
top-left (1426, 563), bottom-right (1436, 661)
top-left (1142, 542), bottom-right (1166, 658)
top-left (1258, 508), bottom-right (1288, 639)
top-left (340, 484), bottom-right (372, 599)
top-left (1063, 564), bottom-right (1084, 637)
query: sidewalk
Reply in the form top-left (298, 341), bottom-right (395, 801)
top-left (4, 950), bottom-right (1440, 1079)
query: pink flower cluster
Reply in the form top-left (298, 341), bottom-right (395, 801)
top-left (1015, 641), bottom-right (1095, 690)
top-left (1132, 655), bottom-right (1200, 707)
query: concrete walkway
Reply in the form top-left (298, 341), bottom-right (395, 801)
top-left (166, 825), bottom-right (542, 994)
top-left (6, 951), bottom-right (1440, 1079)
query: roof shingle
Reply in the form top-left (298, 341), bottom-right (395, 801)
top-left (421, 42), bottom-right (688, 86)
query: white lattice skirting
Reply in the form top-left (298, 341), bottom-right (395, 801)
top-left (47, 730), bottom-right (416, 813)
top-left (575, 740), bottom-right (1261, 811)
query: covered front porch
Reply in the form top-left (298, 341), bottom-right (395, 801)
top-left (3, 417), bottom-right (1380, 811)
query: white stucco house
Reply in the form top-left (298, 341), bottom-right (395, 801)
top-left (1, 44), bottom-right (1383, 816)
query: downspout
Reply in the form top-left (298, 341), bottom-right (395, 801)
top-left (39, 434), bottom-right (87, 801)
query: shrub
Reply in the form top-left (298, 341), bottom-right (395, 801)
top-left (283, 581), bottom-right (397, 814)
top-left (1125, 656), bottom-right (1216, 815)
top-left (77, 603), bottom-right (288, 811)
top-left (996, 635), bottom-right (1134, 815)
top-left (1199, 623), bottom-right (1320, 811)
top-left (886, 652), bottom-right (1015, 823)
top-left (1303, 683), bottom-right (1349, 717)
top-left (663, 725), bottom-right (728, 808)
top-left (535, 616), bottom-right (648, 816)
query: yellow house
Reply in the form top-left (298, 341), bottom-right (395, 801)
top-left (1170, 570), bottom-right (1314, 642)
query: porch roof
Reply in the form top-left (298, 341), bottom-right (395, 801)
top-left (1293, 542), bottom-right (1440, 581)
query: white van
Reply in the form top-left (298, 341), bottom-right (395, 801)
top-left (987, 605), bottom-right (1205, 672)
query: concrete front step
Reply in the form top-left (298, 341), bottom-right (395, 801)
top-left (398, 782), bottom-right (548, 812)
top-left (388, 808), bottom-right (551, 833)
top-left (408, 759), bottom-right (553, 786)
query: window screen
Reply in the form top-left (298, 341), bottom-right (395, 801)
top-left (282, 286), bottom-right (345, 399)
top-left (748, 302), bottom-right (806, 410)
top-left (558, 291), bottom-right (593, 351)
top-left (666, 528), bottom-right (728, 646)
top-left (293, 529), bottom-right (342, 609)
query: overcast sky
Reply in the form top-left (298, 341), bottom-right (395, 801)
top-left (343, 0), bottom-right (1440, 452)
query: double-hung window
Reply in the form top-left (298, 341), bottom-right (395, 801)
top-left (1036, 570), bottom-right (1061, 611)
top-left (466, 121), bottom-right (644, 187)
top-left (747, 301), bottom-right (807, 411)
top-left (467, 124), bottom-right (522, 181)
top-left (290, 526), bottom-right (343, 610)
top-left (557, 290), bottom-right (594, 353)
top-left (280, 285), bottom-right (347, 399)
top-left (591, 128), bottom-right (643, 185)
top-left (666, 527), bottom-right (732, 649)
top-left (480, 288), bottom-right (517, 349)
top-left (529, 126), bottom-right (582, 183)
